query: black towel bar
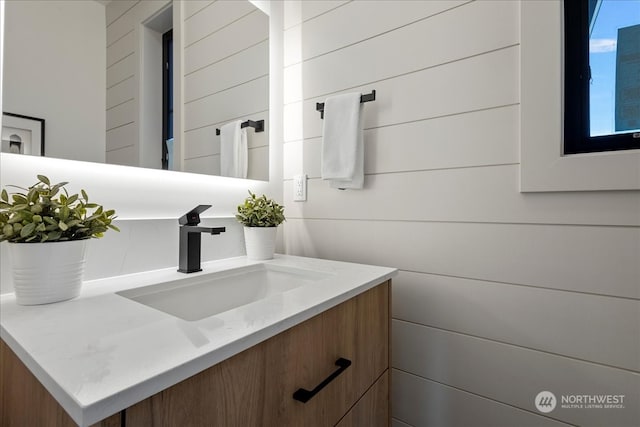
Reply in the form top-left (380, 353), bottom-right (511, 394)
top-left (316, 90), bottom-right (376, 119)
top-left (216, 119), bottom-right (264, 136)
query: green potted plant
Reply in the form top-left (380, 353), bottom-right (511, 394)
top-left (0, 175), bottom-right (119, 305)
top-left (235, 191), bottom-right (285, 260)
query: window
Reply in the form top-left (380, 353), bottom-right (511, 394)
top-left (564, 0), bottom-right (640, 154)
top-left (520, 1), bottom-right (640, 192)
top-left (162, 29), bottom-right (173, 170)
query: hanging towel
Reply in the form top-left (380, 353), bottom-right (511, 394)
top-left (220, 120), bottom-right (248, 178)
top-left (321, 92), bottom-right (364, 189)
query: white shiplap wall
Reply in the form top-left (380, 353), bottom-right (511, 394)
top-left (281, 1), bottom-right (640, 426)
top-left (105, 0), bottom-right (169, 166)
top-left (183, 0), bottom-right (269, 180)
top-left (106, 0), bottom-right (269, 178)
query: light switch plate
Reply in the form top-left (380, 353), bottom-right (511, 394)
top-left (293, 174), bottom-right (307, 202)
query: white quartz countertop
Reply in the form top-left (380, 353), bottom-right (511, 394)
top-left (0, 255), bottom-right (396, 426)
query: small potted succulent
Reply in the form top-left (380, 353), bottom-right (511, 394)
top-left (0, 175), bottom-right (119, 305)
top-left (235, 191), bottom-right (285, 260)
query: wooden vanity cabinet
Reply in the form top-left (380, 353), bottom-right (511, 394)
top-left (1, 281), bottom-right (390, 427)
top-left (127, 280), bottom-right (390, 426)
top-left (0, 340), bottom-right (121, 427)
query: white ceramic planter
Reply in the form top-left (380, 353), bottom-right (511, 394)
top-left (8, 239), bottom-right (88, 305)
top-left (243, 226), bottom-right (277, 260)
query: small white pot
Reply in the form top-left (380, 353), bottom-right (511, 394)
top-left (243, 226), bottom-right (277, 260)
top-left (8, 239), bottom-right (88, 305)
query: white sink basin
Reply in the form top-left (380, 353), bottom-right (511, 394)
top-left (117, 263), bottom-right (331, 321)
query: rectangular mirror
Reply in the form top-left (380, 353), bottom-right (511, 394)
top-left (1, 0), bottom-right (270, 181)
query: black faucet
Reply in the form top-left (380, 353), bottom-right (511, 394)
top-left (178, 205), bottom-right (226, 273)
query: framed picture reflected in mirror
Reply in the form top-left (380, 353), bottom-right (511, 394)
top-left (1, 112), bottom-right (45, 156)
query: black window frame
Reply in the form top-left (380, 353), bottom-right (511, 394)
top-left (162, 29), bottom-right (173, 170)
top-left (563, 0), bottom-right (640, 155)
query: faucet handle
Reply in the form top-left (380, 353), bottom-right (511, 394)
top-left (179, 205), bottom-right (212, 226)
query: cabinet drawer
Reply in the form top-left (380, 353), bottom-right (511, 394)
top-left (336, 370), bottom-right (389, 427)
top-left (127, 281), bottom-right (390, 426)
top-left (270, 281), bottom-right (389, 425)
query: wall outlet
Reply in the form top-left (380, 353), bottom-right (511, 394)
top-left (293, 174), bottom-right (307, 202)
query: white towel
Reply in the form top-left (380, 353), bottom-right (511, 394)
top-left (321, 92), bottom-right (364, 189)
top-left (220, 120), bottom-right (248, 178)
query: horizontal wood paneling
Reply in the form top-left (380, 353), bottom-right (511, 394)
top-left (184, 10), bottom-right (268, 75)
top-left (183, 146), bottom-right (268, 180)
top-left (184, 121), bottom-right (268, 159)
top-left (393, 369), bottom-right (571, 427)
top-left (283, 165), bottom-right (640, 226)
top-left (283, 219), bottom-right (640, 299)
top-left (184, 0), bottom-right (214, 20)
top-left (107, 1), bottom-right (170, 45)
top-left (283, 0), bottom-right (349, 30)
top-left (184, 131), bottom-right (220, 158)
top-left (284, 0), bottom-right (468, 67)
top-left (184, 76), bottom-right (268, 131)
top-left (107, 17), bottom-right (133, 48)
top-left (182, 2), bottom-right (269, 181)
top-left (184, 41), bottom-right (268, 103)
top-left (106, 76), bottom-right (134, 109)
top-left (282, 138), bottom-right (303, 178)
top-left (184, 0), bottom-right (255, 47)
top-left (393, 271), bottom-right (640, 371)
top-left (247, 146), bottom-right (269, 181)
top-left (283, 105), bottom-right (519, 179)
top-left (107, 54), bottom-right (135, 88)
top-left (105, 0), bottom-right (136, 167)
top-left (106, 99), bottom-right (136, 131)
top-left (284, 0), bottom-right (518, 104)
top-left (282, 0), bottom-right (640, 425)
top-left (105, 0), bottom-right (168, 166)
top-left (105, 145), bottom-right (137, 166)
top-left (184, 155), bottom-right (221, 176)
top-left (106, 30), bottom-right (134, 68)
top-left (283, 46), bottom-right (519, 142)
top-left (106, 122), bottom-right (136, 152)
top-left (393, 321), bottom-right (640, 427)
top-left (106, 0), bottom-right (138, 27)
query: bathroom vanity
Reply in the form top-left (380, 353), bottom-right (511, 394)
top-left (0, 255), bottom-right (395, 426)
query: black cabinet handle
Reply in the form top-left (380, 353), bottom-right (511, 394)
top-left (292, 358), bottom-right (352, 403)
